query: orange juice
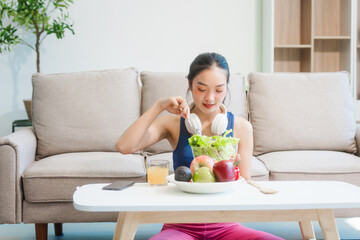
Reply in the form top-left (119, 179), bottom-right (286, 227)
top-left (147, 160), bottom-right (169, 186)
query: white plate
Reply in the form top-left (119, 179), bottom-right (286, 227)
top-left (167, 174), bottom-right (245, 194)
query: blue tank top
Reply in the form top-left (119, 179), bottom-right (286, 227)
top-left (172, 112), bottom-right (234, 171)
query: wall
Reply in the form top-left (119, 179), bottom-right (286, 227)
top-left (0, 0), bottom-right (262, 137)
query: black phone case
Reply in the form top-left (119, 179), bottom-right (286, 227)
top-left (102, 180), bottom-right (135, 191)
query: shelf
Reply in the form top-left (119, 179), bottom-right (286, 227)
top-left (314, 39), bottom-right (351, 72)
top-left (314, 0), bottom-right (351, 37)
top-left (313, 36), bottom-right (351, 40)
top-left (274, 45), bottom-right (311, 48)
top-left (274, 48), bottom-right (311, 72)
top-left (274, 0), bottom-right (311, 45)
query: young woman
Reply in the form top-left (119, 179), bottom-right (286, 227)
top-left (116, 53), bottom-right (283, 240)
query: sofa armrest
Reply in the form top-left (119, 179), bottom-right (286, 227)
top-left (356, 124), bottom-right (360, 156)
top-left (0, 127), bottom-right (37, 223)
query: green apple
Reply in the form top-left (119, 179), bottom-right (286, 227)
top-left (193, 166), bottom-right (216, 183)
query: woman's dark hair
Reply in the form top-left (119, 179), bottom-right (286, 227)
top-left (187, 52), bottom-right (230, 104)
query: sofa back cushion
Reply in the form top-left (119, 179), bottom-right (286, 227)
top-left (140, 71), bottom-right (247, 154)
top-left (32, 68), bottom-right (140, 159)
top-left (248, 72), bottom-right (356, 156)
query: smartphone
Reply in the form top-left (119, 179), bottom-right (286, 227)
top-left (102, 180), bottom-right (135, 191)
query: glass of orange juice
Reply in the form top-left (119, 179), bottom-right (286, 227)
top-left (147, 159), bottom-right (169, 186)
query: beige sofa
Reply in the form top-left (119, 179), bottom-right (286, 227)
top-left (0, 69), bottom-right (359, 239)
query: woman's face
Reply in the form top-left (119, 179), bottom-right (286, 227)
top-left (190, 67), bottom-right (227, 115)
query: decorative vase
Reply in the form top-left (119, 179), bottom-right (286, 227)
top-left (23, 99), bottom-right (32, 122)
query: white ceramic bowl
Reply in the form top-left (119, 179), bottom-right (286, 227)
top-left (167, 174), bottom-right (244, 194)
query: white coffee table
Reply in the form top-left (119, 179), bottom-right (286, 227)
top-left (73, 181), bottom-right (360, 240)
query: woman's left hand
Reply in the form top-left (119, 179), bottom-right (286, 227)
top-left (234, 154), bottom-right (241, 166)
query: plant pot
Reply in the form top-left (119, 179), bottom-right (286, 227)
top-left (23, 99), bottom-right (32, 122)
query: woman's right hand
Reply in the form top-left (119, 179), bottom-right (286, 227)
top-left (157, 97), bottom-right (190, 119)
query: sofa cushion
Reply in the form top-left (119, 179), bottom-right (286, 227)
top-left (251, 156), bottom-right (269, 181)
top-left (257, 150), bottom-right (360, 185)
top-left (140, 72), bottom-right (188, 155)
top-left (140, 71), bottom-right (247, 154)
top-left (248, 72), bottom-right (356, 156)
top-left (22, 152), bottom-right (146, 203)
top-left (23, 201), bottom-right (119, 224)
top-left (32, 68), bottom-right (140, 159)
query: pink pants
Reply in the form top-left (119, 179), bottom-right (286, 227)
top-left (149, 223), bottom-right (284, 240)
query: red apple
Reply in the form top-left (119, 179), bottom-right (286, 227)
top-left (190, 155), bottom-right (215, 174)
top-left (213, 160), bottom-right (235, 182)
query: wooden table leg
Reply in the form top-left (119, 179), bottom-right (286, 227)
top-left (113, 212), bottom-right (139, 240)
top-left (110, 209), bottom-right (338, 240)
top-left (317, 209), bottom-right (340, 240)
top-left (299, 221), bottom-right (316, 240)
top-left (54, 223), bottom-right (63, 236)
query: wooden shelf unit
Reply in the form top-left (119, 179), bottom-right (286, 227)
top-left (313, 36), bottom-right (351, 39)
top-left (314, 39), bottom-right (351, 72)
top-left (274, 48), bottom-right (311, 72)
top-left (266, 0), bottom-right (354, 73)
top-left (274, 0), bottom-right (312, 46)
top-left (274, 45), bottom-right (311, 48)
top-left (313, 0), bottom-right (352, 37)
top-left (263, 0), bottom-right (360, 120)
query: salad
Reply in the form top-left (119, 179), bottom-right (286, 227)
top-left (188, 130), bottom-right (240, 161)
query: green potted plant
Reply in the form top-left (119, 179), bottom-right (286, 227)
top-left (0, 0), bottom-right (75, 121)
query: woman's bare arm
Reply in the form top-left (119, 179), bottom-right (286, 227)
top-left (234, 117), bottom-right (253, 180)
top-left (115, 97), bottom-right (189, 154)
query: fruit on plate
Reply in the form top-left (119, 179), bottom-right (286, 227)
top-left (213, 160), bottom-right (235, 182)
top-left (190, 155), bottom-right (215, 174)
top-left (192, 166), bottom-right (216, 183)
top-left (229, 157), bottom-right (241, 181)
top-left (174, 166), bottom-right (192, 182)
top-left (234, 166), bottom-right (240, 181)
